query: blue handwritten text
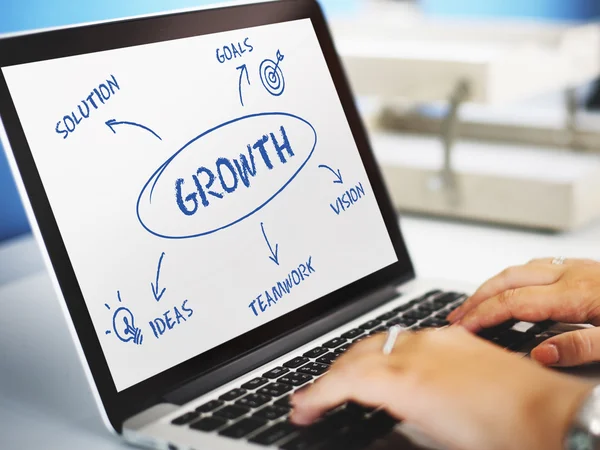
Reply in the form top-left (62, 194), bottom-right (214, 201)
top-left (148, 299), bottom-right (194, 339)
top-left (248, 256), bottom-right (315, 317)
top-left (216, 38), bottom-right (254, 63)
top-left (330, 182), bottom-right (366, 215)
top-left (55, 74), bottom-right (120, 140)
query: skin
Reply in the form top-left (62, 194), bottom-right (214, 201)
top-left (448, 258), bottom-right (600, 367)
top-left (290, 328), bottom-right (592, 450)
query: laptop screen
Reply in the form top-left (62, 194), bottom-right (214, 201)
top-left (2, 18), bottom-right (398, 392)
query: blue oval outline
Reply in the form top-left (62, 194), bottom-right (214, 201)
top-left (137, 112), bottom-right (318, 240)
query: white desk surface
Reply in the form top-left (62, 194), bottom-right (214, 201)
top-left (2, 214), bottom-right (600, 449)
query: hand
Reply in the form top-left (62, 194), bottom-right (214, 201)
top-left (290, 328), bottom-right (591, 450)
top-left (448, 258), bottom-right (600, 367)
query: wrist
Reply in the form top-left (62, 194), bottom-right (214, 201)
top-left (527, 375), bottom-right (593, 450)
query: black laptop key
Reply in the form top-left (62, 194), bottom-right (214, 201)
top-left (417, 303), bottom-right (437, 313)
top-left (297, 362), bottom-right (329, 376)
top-left (279, 372), bottom-right (313, 387)
top-left (421, 318), bottom-right (449, 328)
top-left (213, 404), bottom-right (250, 420)
top-left (171, 411), bottom-right (199, 425)
top-left (323, 337), bottom-right (346, 348)
top-left (241, 377), bottom-right (269, 390)
top-left (341, 328), bottom-right (363, 340)
top-left (369, 326), bottom-right (388, 335)
top-left (337, 344), bottom-right (351, 353)
top-left (404, 309), bottom-right (430, 320)
top-left (284, 357), bottom-right (310, 369)
top-left (386, 317), bottom-right (409, 327)
top-left (196, 399), bottom-right (224, 413)
top-left (392, 302), bottom-right (413, 313)
top-left (376, 311), bottom-right (397, 321)
top-left (281, 409), bottom-right (363, 450)
top-left (219, 417), bottom-right (267, 439)
top-left (359, 320), bottom-right (381, 330)
top-left (263, 366), bottom-right (290, 379)
top-left (190, 416), bottom-right (227, 432)
top-left (495, 330), bottom-right (531, 350)
top-left (258, 382), bottom-right (293, 397)
top-left (219, 388), bottom-right (247, 402)
top-left (236, 393), bottom-right (272, 409)
top-left (332, 409), bottom-right (398, 449)
top-left (317, 352), bottom-right (341, 365)
top-left (303, 347), bottom-right (328, 359)
top-left (275, 395), bottom-right (292, 407)
top-left (478, 321), bottom-right (518, 341)
top-left (254, 404), bottom-right (290, 421)
top-left (249, 420), bottom-right (299, 446)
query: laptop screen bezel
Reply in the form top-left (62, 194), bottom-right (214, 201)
top-left (0, 0), bottom-right (414, 431)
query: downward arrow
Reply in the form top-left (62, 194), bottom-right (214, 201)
top-left (151, 252), bottom-right (167, 302)
top-left (260, 222), bottom-right (279, 266)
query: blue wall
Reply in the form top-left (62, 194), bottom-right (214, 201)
top-left (0, 0), bottom-right (352, 242)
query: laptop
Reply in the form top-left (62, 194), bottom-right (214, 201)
top-left (0, 1), bottom-right (563, 449)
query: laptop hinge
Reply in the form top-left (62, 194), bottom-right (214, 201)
top-left (162, 282), bottom-right (403, 406)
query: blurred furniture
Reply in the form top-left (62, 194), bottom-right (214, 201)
top-left (332, 2), bottom-right (600, 230)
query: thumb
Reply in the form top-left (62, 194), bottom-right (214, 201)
top-left (531, 327), bottom-right (600, 367)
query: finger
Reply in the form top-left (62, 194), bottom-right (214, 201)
top-left (457, 285), bottom-right (562, 333)
top-left (289, 353), bottom-right (396, 425)
top-left (448, 264), bottom-right (563, 323)
top-left (531, 328), bottom-right (600, 367)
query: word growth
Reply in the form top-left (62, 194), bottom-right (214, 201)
top-left (175, 125), bottom-right (294, 216)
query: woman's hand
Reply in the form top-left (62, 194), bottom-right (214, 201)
top-left (448, 258), bottom-right (600, 366)
top-left (290, 328), bottom-right (591, 450)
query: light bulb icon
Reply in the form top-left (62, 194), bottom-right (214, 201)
top-left (113, 307), bottom-right (143, 345)
top-left (105, 291), bottom-right (143, 346)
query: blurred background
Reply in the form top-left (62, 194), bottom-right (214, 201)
top-left (2, 0), bottom-right (600, 243)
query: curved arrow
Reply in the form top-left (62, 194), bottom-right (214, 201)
top-left (106, 119), bottom-right (162, 141)
top-left (237, 64), bottom-right (251, 107)
top-left (318, 164), bottom-right (343, 184)
top-left (260, 222), bottom-right (279, 266)
top-left (151, 252), bottom-right (166, 302)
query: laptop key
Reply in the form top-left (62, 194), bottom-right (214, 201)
top-left (171, 411), bottom-right (199, 425)
top-left (279, 372), bottom-right (313, 387)
top-left (369, 326), bottom-right (388, 335)
top-left (254, 404), bottom-right (290, 421)
top-left (236, 393), bottom-right (272, 409)
top-left (322, 337), bottom-right (346, 348)
top-left (376, 311), bottom-right (397, 321)
top-left (317, 352), bottom-right (341, 365)
top-left (404, 309), bottom-right (430, 320)
top-left (297, 362), bottom-right (329, 376)
top-left (219, 388), bottom-right (247, 402)
top-left (196, 399), bottom-right (224, 413)
top-left (359, 320), bottom-right (381, 330)
top-left (392, 302), bottom-right (413, 313)
top-left (258, 382), bottom-right (293, 397)
top-left (337, 344), bottom-right (351, 353)
top-left (241, 377), bottom-right (269, 390)
top-left (421, 318), bottom-right (449, 328)
top-left (249, 420), bottom-right (299, 446)
top-left (340, 328), bottom-right (363, 340)
top-left (263, 366), bottom-right (290, 379)
top-left (219, 417), bottom-right (268, 439)
top-left (213, 405), bottom-right (251, 420)
top-left (303, 347), bottom-right (328, 358)
top-left (190, 416), bottom-right (228, 432)
top-left (275, 395), bottom-right (292, 407)
top-left (283, 357), bottom-right (310, 369)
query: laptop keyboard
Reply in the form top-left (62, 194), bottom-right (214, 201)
top-left (170, 289), bottom-right (551, 449)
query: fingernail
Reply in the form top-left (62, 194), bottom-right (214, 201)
top-left (532, 344), bottom-right (559, 365)
top-left (449, 309), bottom-right (465, 323)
